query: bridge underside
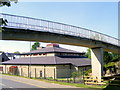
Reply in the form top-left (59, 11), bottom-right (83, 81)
top-left (1, 27), bottom-right (120, 53)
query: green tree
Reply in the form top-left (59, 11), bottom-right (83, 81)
top-left (31, 42), bottom-right (40, 51)
top-left (85, 48), bottom-right (91, 59)
top-left (104, 53), bottom-right (120, 74)
top-left (14, 51), bottom-right (20, 54)
top-left (104, 51), bottom-right (113, 64)
top-left (84, 69), bottom-right (92, 76)
top-left (111, 53), bottom-right (120, 61)
top-left (0, 0), bottom-right (17, 7)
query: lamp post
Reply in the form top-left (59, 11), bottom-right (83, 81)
top-left (29, 41), bottom-right (31, 78)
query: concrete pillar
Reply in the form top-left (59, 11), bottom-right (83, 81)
top-left (91, 47), bottom-right (104, 82)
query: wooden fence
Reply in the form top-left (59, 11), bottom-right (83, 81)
top-left (84, 76), bottom-right (120, 86)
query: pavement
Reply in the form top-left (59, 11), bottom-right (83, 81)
top-left (0, 75), bottom-right (93, 90)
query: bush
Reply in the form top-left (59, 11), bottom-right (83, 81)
top-left (72, 72), bottom-right (82, 78)
top-left (84, 69), bottom-right (92, 76)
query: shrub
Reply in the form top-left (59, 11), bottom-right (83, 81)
top-left (84, 69), bottom-right (92, 76)
top-left (72, 72), bottom-right (82, 78)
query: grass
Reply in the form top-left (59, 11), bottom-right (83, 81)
top-left (1, 73), bottom-right (107, 89)
top-left (39, 79), bottom-right (107, 89)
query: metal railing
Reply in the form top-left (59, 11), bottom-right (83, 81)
top-left (1, 13), bottom-right (120, 47)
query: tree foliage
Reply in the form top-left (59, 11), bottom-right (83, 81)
top-left (104, 51), bottom-right (113, 64)
top-left (0, 0), bottom-right (17, 7)
top-left (84, 69), bottom-right (92, 76)
top-left (85, 48), bottom-right (91, 59)
top-left (14, 51), bottom-right (20, 54)
top-left (31, 42), bottom-right (40, 51)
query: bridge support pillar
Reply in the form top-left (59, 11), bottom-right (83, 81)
top-left (91, 47), bottom-right (104, 82)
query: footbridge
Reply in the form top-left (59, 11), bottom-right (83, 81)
top-left (1, 13), bottom-right (120, 82)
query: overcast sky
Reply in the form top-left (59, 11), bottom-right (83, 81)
top-left (0, 1), bottom-right (118, 53)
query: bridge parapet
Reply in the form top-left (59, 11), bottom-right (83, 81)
top-left (1, 13), bottom-right (120, 47)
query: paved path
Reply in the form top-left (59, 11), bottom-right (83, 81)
top-left (0, 75), bottom-right (93, 90)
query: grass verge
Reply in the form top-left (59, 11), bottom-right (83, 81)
top-left (1, 73), bottom-right (107, 89)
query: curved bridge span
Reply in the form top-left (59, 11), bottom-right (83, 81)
top-left (1, 13), bottom-right (120, 82)
top-left (1, 13), bottom-right (120, 47)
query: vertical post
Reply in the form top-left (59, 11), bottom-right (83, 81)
top-left (54, 68), bottom-right (56, 80)
top-left (83, 68), bottom-right (84, 83)
top-left (28, 65), bottom-right (29, 77)
top-left (44, 68), bottom-right (45, 79)
top-left (91, 47), bottom-right (104, 82)
top-left (21, 68), bottom-right (22, 76)
top-left (70, 65), bottom-right (72, 78)
top-left (5, 65), bottom-right (6, 74)
top-left (6, 67), bottom-right (8, 74)
top-left (35, 68), bottom-right (36, 78)
top-left (29, 41), bottom-right (31, 78)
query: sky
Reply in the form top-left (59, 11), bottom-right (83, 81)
top-left (0, 1), bottom-right (118, 53)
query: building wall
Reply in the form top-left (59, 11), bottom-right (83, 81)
top-left (1, 64), bottom-right (90, 78)
top-left (30, 65), bottom-right (44, 78)
top-left (1, 64), bottom-right (57, 79)
top-left (56, 65), bottom-right (72, 78)
top-left (2, 65), bottom-right (29, 77)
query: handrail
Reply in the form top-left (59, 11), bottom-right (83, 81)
top-left (1, 13), bottom-right (120, 47)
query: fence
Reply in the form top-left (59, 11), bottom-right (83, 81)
top-left (84, 75), bottom-right (120, 86)
top-left (1, 13), bottom-right (120, 47)
top-left (84, 76), bottom-right (106, 85)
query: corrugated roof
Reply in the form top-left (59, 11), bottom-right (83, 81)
top-left (2, 56), bottom-right (91, 66)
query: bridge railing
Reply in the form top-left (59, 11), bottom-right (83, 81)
top-left (1, 13), bottom-right (120, 47)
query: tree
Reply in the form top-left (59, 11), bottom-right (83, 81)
top-left (111, 53), bottom-right (120, 61)
top-left (14, 51), bottom-right (20, 54)
top-left (0, 0), bottom-right (17, 7)
top-left (104, 51), bottom-right (113, 64)
top-left (104, 53), bottom-right (120, 74)
top-left (84, 69), bottom-right (92, 76)
top-left (31, 42), bottom-right (40, 51)
top-left (85, 48), bottom-right (91, 59)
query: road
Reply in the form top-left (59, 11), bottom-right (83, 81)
top-left (0, 75), bottom-right (93, 90)
top-left (1, 78), bottom-right (45, 90)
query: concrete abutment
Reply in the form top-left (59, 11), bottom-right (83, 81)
top-left (91, 47), bottom-right (104, 82)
